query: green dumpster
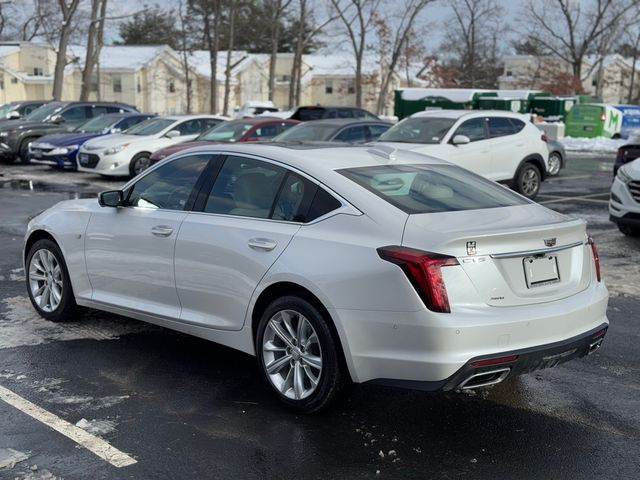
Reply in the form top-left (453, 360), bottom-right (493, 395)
top-left (394, 88), bottom-right (497, 119)
top-left (530, 96), bottom-right (576, 121)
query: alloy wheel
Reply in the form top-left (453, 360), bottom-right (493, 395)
top-left (262, 309), bottom-right (323, 400)
top-left (521, 168), bottom-right (539, 197)
top-left (28, 249), bottom-right (63, 313)
top-left (133, 156), bottom-right (151, 175)
top-left (548, 153), bottom-right (561, 176)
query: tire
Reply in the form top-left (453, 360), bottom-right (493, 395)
top-left (25, 239), bottom-right (81, 322)
top-left (129, 152), bottom-right (151, 177)
top-left (19, 138), bottom-right (36, 164)
top-left (612, 133), bottom-right (621, 140)
top-left (547, 152), bottom-right (562, 176)
top-left (256, 296), bottom-right (346, 413)
top-left (514, 162), bottom-right (541, 199)
top-left (618, 223), bottom-right (640, 237)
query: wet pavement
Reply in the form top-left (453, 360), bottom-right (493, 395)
top-left (0, 159), bottom-right (639, 479)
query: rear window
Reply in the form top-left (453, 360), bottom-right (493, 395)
top-left (339, 164), bottom-right (530, 214)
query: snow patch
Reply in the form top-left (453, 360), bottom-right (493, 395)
top-left (0, 448), bottom-right (29, 469)
top-left (75, 418), bottom-right (117, 436)
top-left (559, 136), bottom-right (626, 153)
top-left (0, 295), bottom-right (152, 349)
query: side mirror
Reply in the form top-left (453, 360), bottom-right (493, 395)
top-left (166, 130), bottom-right (180, 138)
top-left (7, 111), bottom-right (20, 119)
top-left (50, 114), bottom-right (65, 124)
top-left (452, 134), bottom-right (470, 145)
top-left (98, 190), bottom-right (124, 207)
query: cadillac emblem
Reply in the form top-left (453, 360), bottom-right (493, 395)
top-left (466, 241), bottom-right (477, 255)
top-left (544, 238), bottom-right (557, 247)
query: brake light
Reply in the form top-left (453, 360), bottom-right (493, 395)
top-left (616, 147), bottom-right (624, 162)
top-left (600, 111), bottom-right (606, 122)
top-left (541, 134), bottom-right (548, 143)
top-left (587, 236), bottom-right (601, 282)
top-left (377, 246), bottom-right (458, 313)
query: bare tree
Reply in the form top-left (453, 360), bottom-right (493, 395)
top-left (80, 0), bottom-right (108, 101)
top-left (52, 0), bottom-right (81, 100)
top-left (330, 0), bottom-right (380, 107)
top-left (222, 1), bottom-right (236, 116)
top-left (526, 0), bottom-right (636, 85)
top-left (190, 0), bottom-right (222, 113)
top-left (266, 0), bottom-right (293, 102)
top-left (625, 27), bottom-right (640, 103)
top-left (373, 0), bottom-right (432, 114)
top-left (176, 0), bottom-right (193, 112)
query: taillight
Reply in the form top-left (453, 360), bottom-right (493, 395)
top-left (587, 236), bottom-right (601, 282)
top-left (600, 111), bottom-right (606, 122)
top-left (541, 134), bottom-right (548, 143)
top-left (616, 147), bottom-right (624, 162)
top-left (377, 246), bottom-right (458, 313)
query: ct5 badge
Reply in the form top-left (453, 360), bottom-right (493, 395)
top-left (466, 241), bottom-right (477, 255)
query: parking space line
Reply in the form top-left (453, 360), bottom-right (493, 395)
top-left (0, 384), bottom-right (137, 468)
top-left (539, 196), bottom-right (610, 205)
top-left (546, 175), bottom-right (593, 181)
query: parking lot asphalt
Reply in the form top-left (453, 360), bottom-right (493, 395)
top-left (0, 156), bottom-right (639, 480)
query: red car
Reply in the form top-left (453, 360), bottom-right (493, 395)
top-left (149, 117), bottom-right (299, 164)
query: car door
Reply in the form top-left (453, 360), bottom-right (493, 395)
top-left (84, 154), bottom-right (212, 318)
top-left (485, 116), bottom-right (526, 181)
top-left (445, 117), bottom-right (493, 177)
top-left (174, 155), bottom-right (312, 330)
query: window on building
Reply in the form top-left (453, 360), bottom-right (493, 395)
top-left (347, 79), bottom-right (355, 94)
top-left (325, 79), bottom-right (333, 95)
top-left (505, 70), bottom-right (513, 77)
top-left (33, 67), bottom-right (43, 76)
top-left (278, 75), bottom-right (291, 82)
top-left (168, 79), bottom-right (176, 93)
top-left (112, 75), bottom-right (122, 93)
top-left (90, 73), bottom-right (98, 92)
top-left (137, 80), bottom-right (141, 93)
top-left (0, 76), bottom-right (4, 90)
top-left (11, 78), bottom-right (17, 84)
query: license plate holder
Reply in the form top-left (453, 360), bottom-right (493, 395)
top-left (523, 255), bottom-right (560, 288)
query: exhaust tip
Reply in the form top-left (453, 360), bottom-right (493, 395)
top-left (457, 368), bottom-right (511, 390)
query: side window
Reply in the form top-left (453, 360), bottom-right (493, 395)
top-left (127, 154), bottom-right (210, 210)
top-left (249, 124), bottom-right (280, 139)
top-left (91, 106), bottom-right (110, 117)
top-left (176, 119), bottom-right (205, 135)
top-left (106, 105), bottom-right (126, 114)
top-left (509, 118), bottom-right (526, 133)
top-left (453, 118), bottom-right (486, 142)
top-left (61, 106), bottom-right (89, 122)
top-left (306, 188), bottom-right (342, 222)
top-left (326, 110), bottom-right (338, 119)
top-left (334, 126), bottom-right (368, 143)
top-left (204, 156), bottom-right (286, 218)
top-left (368, 124), bottom-right (390, 140)
top-left (120, 116), bottom-right (146, 130)
top-left (272, 173), bottom-right (317, 222)
top-left (487, 117), bottom-right (516, 138)
top-left (337, 109), bottom-right (353, 119)
top-left (204, 118), bottom-right (223, 129)
top-left (277, 122), bottom-right (296, 134)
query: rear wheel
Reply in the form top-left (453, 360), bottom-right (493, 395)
top-left (129, 152), bottom-right (151, 177)
top-left (514, 163), bottom-right (541, 199)
top-left (618, 223), bottom-right (640, 237)
top-left (26, 239), bottom-right (81, 322)
top-left (19, 138), bottom-right (35, 164)
top-left (547, 152), bottom-right (562, 176)
top-left (256, 296), bottom-right (346, 413)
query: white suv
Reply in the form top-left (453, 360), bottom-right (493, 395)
top-left (610, 159), bottom-right (640, 236)
top-left (377, 110), bottom-right (549, 199)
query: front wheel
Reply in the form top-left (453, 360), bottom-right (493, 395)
top-left (19, 138), bottom-right (35, 164)
top-left (129, 153), bottom-right (151, 177)
top-left (514, 163), bottom-right (541, 199)
top-left (547, 152), bottom-right (562, 176)
top-left (618, 223), bottom-right (640, 237)
top-left (26, 239), bottom-right (81, 321)
top-left (256, 296), bottom-right (346, 413)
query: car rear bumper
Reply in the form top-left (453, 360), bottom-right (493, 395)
top-left (331, 280), bottom-right (608, 385)
top-left (371, 323), bottom-right (608, 391)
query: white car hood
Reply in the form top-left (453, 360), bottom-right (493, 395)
top-left (83, 133), bottom-right (157, 149)
top-left (625, 158), bottom-right (640, 179)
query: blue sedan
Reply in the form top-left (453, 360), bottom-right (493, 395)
top-left (29, 113), bottom-right (154, 169)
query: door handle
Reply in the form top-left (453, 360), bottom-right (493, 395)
top-left (151, 225), bottom-right (174, 237)
top-left (248, 238), bottom-right (277, 251)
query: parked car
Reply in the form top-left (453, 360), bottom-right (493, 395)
top-left (24, 144), bottom-right (608, 413)
top-left (0, 101), bottom-right (137, 164)
top-left (149, 117), bottom-right (299, 165)
top-left (0, 100), bottom-right (49, 121)
top-left (283, 105), bottom-right (380, 121)
top-left (76, 115), bottom-right (226, 177)
top-left (29, 113), bottom-right (155, 170)
top-left (610, 159), bottom-right (640, 237)
top-left (613, 104), bottom-right (640, 139)
top-left (376, 110), bottom-right (549, 199)
top-left (273, 119), bottom-right (391, 143)
top-left (234, 101), bottom-right (279, 118)
top-left (614, 139), bottom-right (640, 177)
top-left (564, 103), bottom-right (622, 139)
top-left (546, 138), bottom-right (566, 176)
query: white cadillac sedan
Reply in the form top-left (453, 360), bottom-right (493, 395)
top-left (24, 144), bottom-right (609, 413)
top-left (76, 115), bottom-right (227, 177)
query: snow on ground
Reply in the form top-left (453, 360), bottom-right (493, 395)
top-left (559, 136), bottom-right (627, 153)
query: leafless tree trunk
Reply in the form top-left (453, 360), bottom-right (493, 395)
top-left (374, 0), bottom-right (432, 114)
top-left (526, 0), bottom-right (636, 86)
top-left (177, 0), bottom-right (192, 113)
top-left (52, 0), bottom-right (81, 100)
top-left (80, 0), bottom-right (108, 101)
top-left (331, 0), bottom-right (380, 108)
top-left (266, 0), bottom-right (292, 102)
top-left (627, 29), bottom-right (640, 103)
top-left (223, 1), bottom-right (236, 116)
